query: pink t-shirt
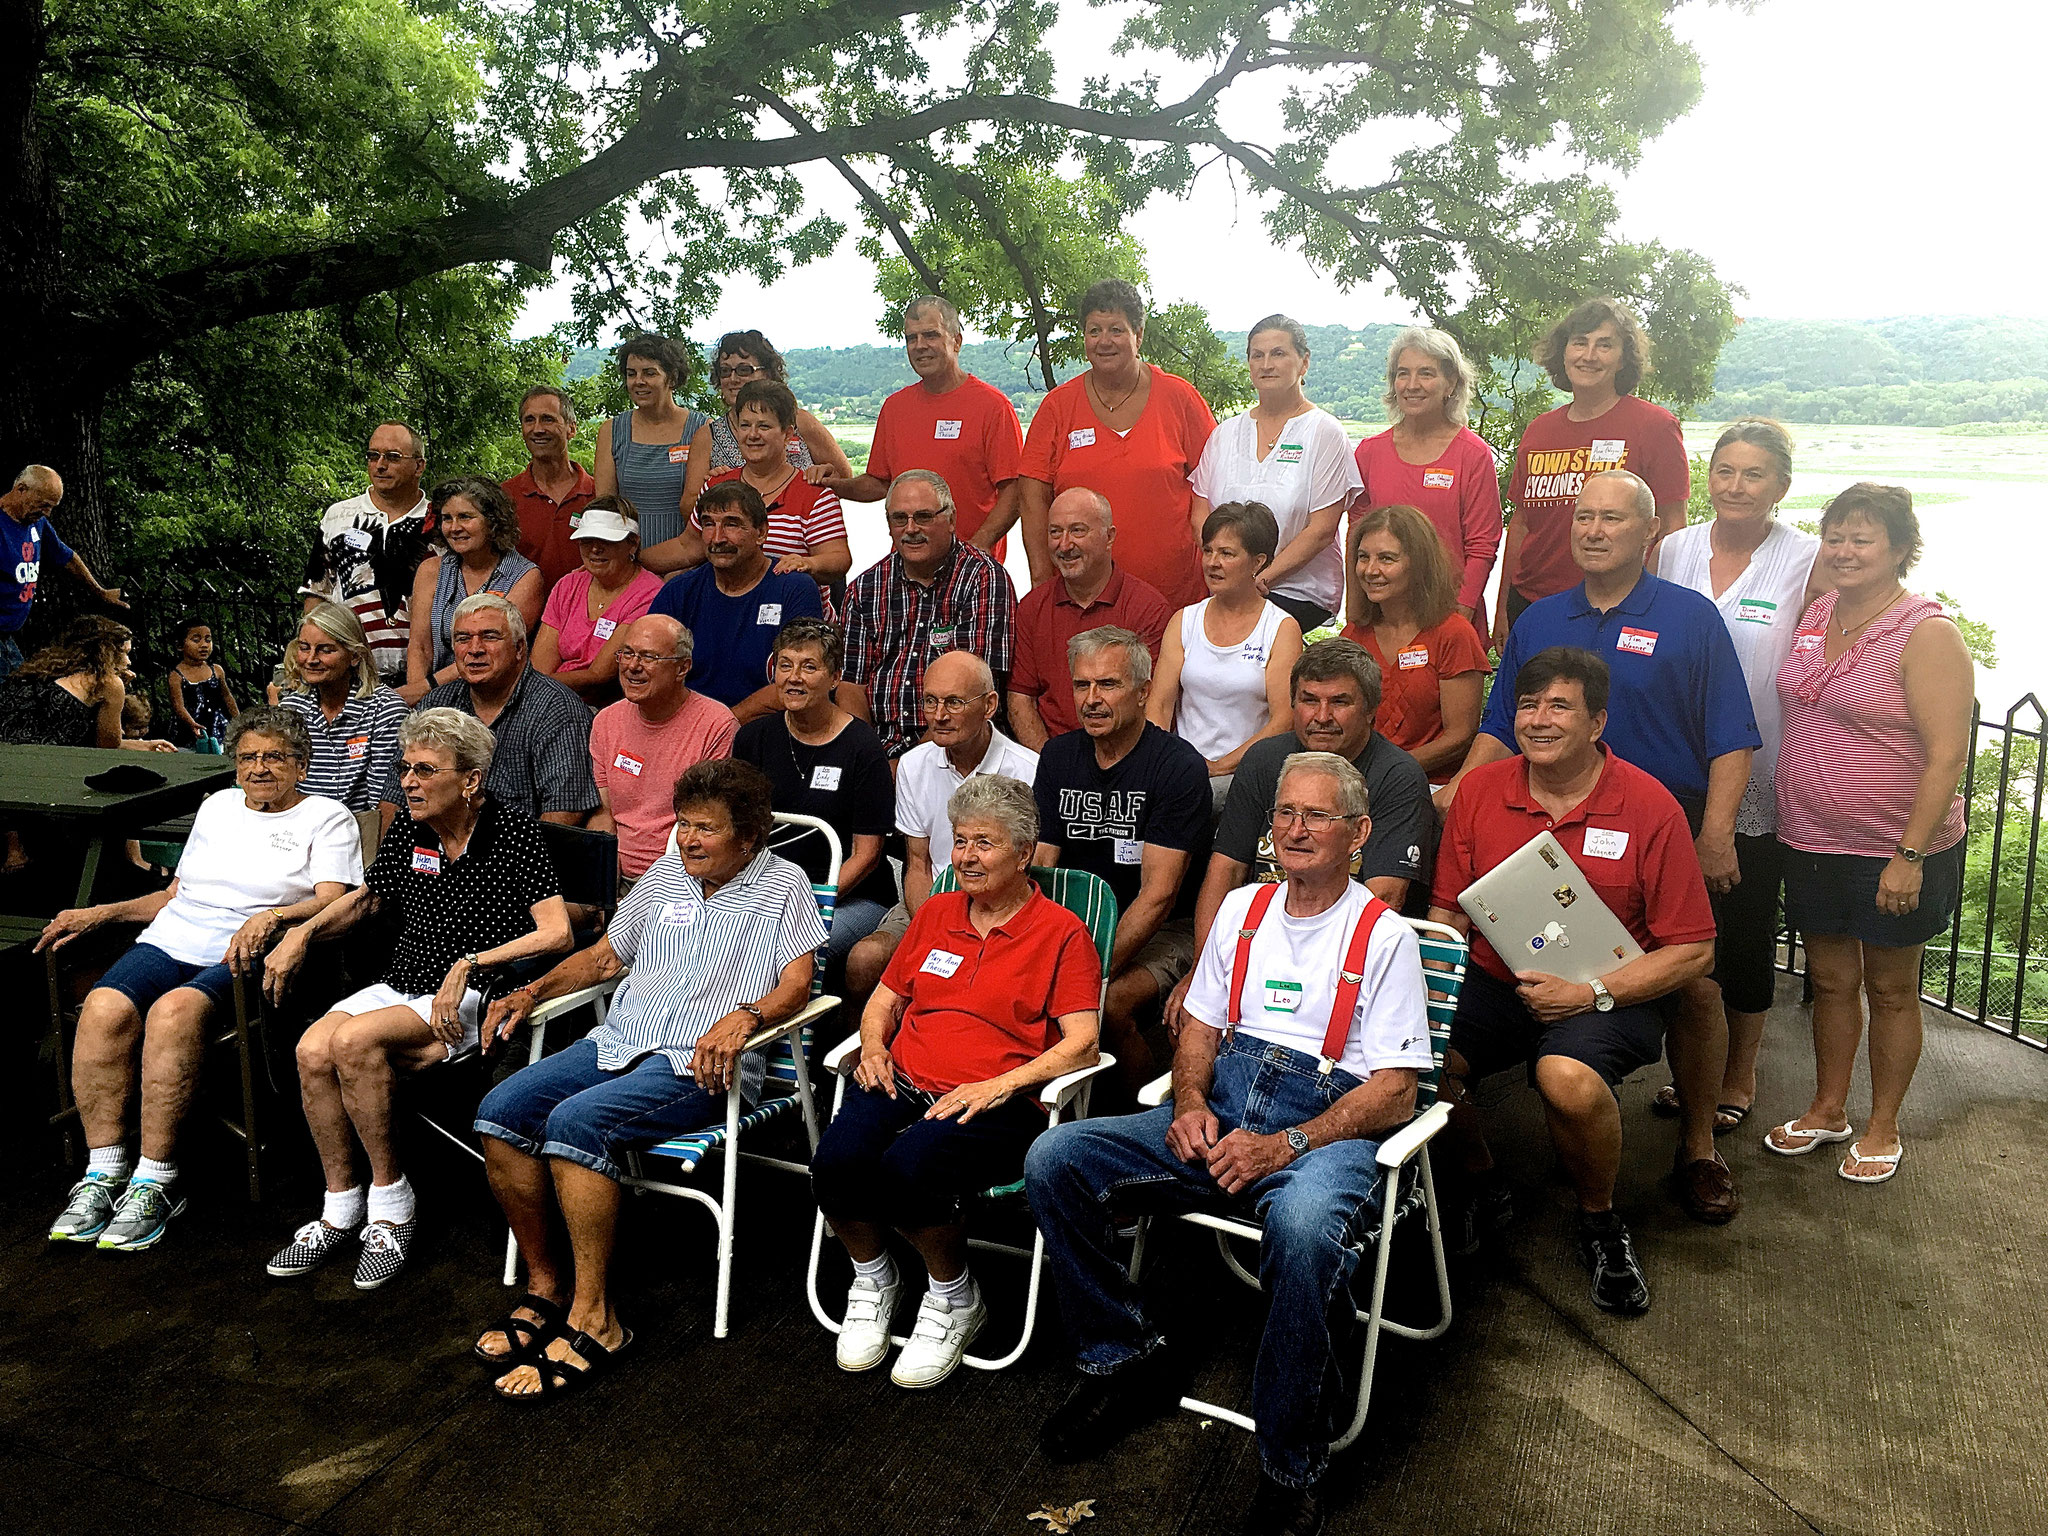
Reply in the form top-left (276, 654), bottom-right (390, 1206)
top-left (540, 567), bottom-right (665, 671)
top-left (1352, 427), bottom-right (1503, 612)
top-left (589, 691), bottom-right (739, 876)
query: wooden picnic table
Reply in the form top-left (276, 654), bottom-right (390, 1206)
top-left (0, 745), bottom-right (235, 910)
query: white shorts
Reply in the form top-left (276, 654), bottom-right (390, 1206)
top-left (330, 982), bottom-right (485, 1061)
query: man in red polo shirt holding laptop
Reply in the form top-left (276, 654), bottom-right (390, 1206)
top-left (1430, 645), bottom-right (1714, 1318)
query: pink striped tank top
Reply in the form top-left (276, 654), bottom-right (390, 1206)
top-left (1774, 591), bottom-right (1966, 857)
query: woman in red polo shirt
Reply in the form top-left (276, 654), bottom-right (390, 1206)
top-left (1341, 503), bottom-right (1490, 785)
top-left (810, 775), bottom-right (1101, 1389)
top-left (1018, 279), bottom-right (1216, 607)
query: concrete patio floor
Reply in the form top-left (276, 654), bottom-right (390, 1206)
top-left (3, 975), bottom-right (2044, 1536)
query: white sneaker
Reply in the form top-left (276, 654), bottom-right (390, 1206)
top-left (836, 1272), bottom-right (902, 1372)
top-left (890, 1288), bottom-right (985, 1389)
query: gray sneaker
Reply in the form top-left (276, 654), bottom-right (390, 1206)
top-left (98, 1180), bottom-right (187, 1251)
top-left (50, 1172), bottom-right (128, 1243)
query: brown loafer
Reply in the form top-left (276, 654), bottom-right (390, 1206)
top-left (1672, 1150), bottom-right (1741, 1225)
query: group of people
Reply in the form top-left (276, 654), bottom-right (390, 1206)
top-left (21, 286), bottom-right (1976, 1536)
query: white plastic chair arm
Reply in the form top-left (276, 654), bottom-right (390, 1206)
top-left (822, 1033), bottom-right (863, 1074)
top-left (1038, 1053), bottom-right (1118, 1110)
top-left (741, 993), bottom-right (840, 1053)
top-left (529, 979), bottom-right (621, 1026)
top-left (1136, 1069), bottom-right (1174, 1108)
top-left (1376, 1100), bottom-right (1452, 1169)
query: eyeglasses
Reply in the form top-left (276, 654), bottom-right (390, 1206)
top-left (398, 760), bottom-right (455, 780)
top-left (615, 646), bottom-right (684, 666)
top-left (1270, 806), bottom-right (1361, 832)
top-left (235, 750), bottom-right (299, 769)
top-left (365, 450), bottom-right (419, 464)
top-left (715, 363), bottom-right (762, 382)
top-left (886, 508), bottom-right (947, 529)
top-left (922, 692), bottom-right (991, 716)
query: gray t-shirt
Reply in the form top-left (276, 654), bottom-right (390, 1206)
top-left (1213, 730), bottom-right (1433, 890)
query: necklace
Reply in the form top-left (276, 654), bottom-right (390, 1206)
top-left (1836, 588), bottom-right (1907, 638)
top-left (1087, 369), bottom-right (1142, 418)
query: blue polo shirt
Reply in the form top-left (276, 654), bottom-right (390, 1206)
top-left (1483, 571), bottom-right (1760, 804)
top-left (649, 563), bottom-right (824, 708)
top-left (0, 509), bottom-right (74, 634)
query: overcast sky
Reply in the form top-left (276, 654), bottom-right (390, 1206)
top-left (519, 0), bottom-right (2045, 346)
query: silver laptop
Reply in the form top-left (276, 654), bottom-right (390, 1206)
top-left (1456, 831), bottom-right (1644, 984)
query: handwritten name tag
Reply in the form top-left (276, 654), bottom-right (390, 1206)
top-left (592, 616), bottom-right (617, 641)
top-left (920, 949), bottom-right (964, 979)
top-left (667, 446), bottom-right (690, 464)
top-left (935, 420), bottom-right (963, 440)
top-left (757, 603), bottom-right (782, 626)
top-left (1616, 627), bottom-right (1658, 657)
top-left (1793, 632), bottom-right (1825, 653)
top-left (346, 734), bottom-right (370, 760)
top-left (810, 764), bottom-right (842, 792)
top-left (1264, 979), bottom-right (1302, 1013)
top-left (1581, 828), bottom-right (1630, 860)
top-left (1735, 597), bottom-right (1778, 625)
top-left (1114, 838), bottom-right (1143, 865)
top-left (1067, 427), bottom-right (1096, 450)
top-left (613, 753), bottom-right (645, 777)
top-left (664, 901), bottom-right (696, 924)
top-left (1422, 469), bottom-right (1456, 490)
top-left (410, 847), bottom-right (442, 875)
top-left (1274, 443), bottom-right (1304, 464)
top-left (1397, 646), bottom-right (1431, 671)
top-left (1590, 438), bottom-right (1627, 463)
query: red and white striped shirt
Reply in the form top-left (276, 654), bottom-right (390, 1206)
top-left (699, 468), bottom-right (847, 616)
top-left (1774, 591), bottom-right (1965, 857)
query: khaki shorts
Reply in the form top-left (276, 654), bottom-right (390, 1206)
top-left (1128, 918), bottom-right (1196, 995)
top-left (873, 901), bottom-right (913, 946)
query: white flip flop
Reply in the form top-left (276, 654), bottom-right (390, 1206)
top-left (1838, 1139), bottom-right (1903, 1184)
top-left (1762, 1119), bottom-right (1856, 1157)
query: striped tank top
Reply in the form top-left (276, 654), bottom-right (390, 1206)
top-left (609, 408), bottom-right (709, 550)
top-left (1774, 591), bottom-right (1966, 857)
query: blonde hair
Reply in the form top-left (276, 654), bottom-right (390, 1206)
top-left (285, 601), bottom-right (380, 698)
top-left (1382, 327), bottom-right (1476, 428)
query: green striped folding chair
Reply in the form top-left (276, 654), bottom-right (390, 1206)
top-left (804, 864), bottom-right (1119, 1371)
top-left (1128, 915), bottom-right (1467, 1451)
top-left (502, 813), bottom-right (843, 1339)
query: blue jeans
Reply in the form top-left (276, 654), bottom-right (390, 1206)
top-left (825, 897), bottom-right (889, 965)
top-left (1024, 1034), bottom-right (1388, 1489)
top-left (476, 1038), bottom-right (724, 1182)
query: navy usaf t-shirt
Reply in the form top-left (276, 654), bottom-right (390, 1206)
top-left (1033, 722), bottom-right (1211, 917)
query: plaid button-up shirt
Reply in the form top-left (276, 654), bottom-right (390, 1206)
top-left (842, 539), bottom-right (1017, 758)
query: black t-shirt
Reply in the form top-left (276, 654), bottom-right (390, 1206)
top-left (1033, 722), bottom-right (1211, 918)
top-left (1214, 730), bottom-right (1434, 890)
top-left (734, 713), bottom-right (897, 909)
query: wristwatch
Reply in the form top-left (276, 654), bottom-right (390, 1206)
top-left (1589, 977), bottom-right (1615, 1013)
top-left (462, 952), bottom-right (482, 970)
top-left (1284, 1127), bottom-right (1311, 1159)
top-left (1895, 844), bottom-right (1925, 864)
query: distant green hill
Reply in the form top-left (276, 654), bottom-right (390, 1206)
top-left (565, 315), bottom-right (2048, 427)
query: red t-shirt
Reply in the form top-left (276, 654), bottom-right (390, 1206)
top-left (1010, 566), bottom-right (1175, 736)
top-left (1507, 396), bottom-right (1689, 602)
top-left (504, 463), bottom-right (599, 589)
top-left (1431, 748), bottom-right (1715, 983)
top-left (1342, 613), bottom-right (1492, 784)
top-left (1352, 428), bottom-right (1502, 613)
top-left (1020, 366), bottom-right (1216, 608)
top-left (866, 375), bottom-right (1023, 547)
top-left (882, 888), bottom-right (1103, 1095)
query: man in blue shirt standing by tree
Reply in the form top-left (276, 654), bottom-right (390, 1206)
top-left (0, 465), bottom-right (129, 677)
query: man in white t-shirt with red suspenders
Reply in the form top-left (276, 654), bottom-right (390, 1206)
top-left (1026, 750), bottom-right (1429, 1536)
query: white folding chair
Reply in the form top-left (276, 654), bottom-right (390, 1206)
top-left (1127, 916), bottom-right (1467, 1450)
top-left (803, 864), bottom-right (1119, 1370)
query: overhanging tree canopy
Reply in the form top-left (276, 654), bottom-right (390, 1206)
top-left (10, 0), bottom-right (1737, 561)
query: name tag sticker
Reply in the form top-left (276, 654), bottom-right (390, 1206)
top-left (1793, 631), bottom-right (1824, 653)
top-left (268, 831), bottom-right (298, 853)
top-left (934, 419), bottom-right (963, 440)
top-left (613, 752), bottom-right (644, 777)
top-left (1067, 427), bottom-right (1097, 450)
top-left (342, 528), bottom-right (374, 551)
top-left (920, 949), bottom-right (965, 979)
top-left (1616, 626), bottom-right (1658, 656)
top-left (756, 602), bottom-right (783, 626)
top-left (1264, 979), bottom-right (1302, 1013)
top-left (592, 616), bottom-right (617, 641)
top-left (345, 734), bottom-right (370, 760)
top-left (1422, 469), bottom-right (1456, 490)
top-left (667, 445), bottom-right (689, 464)
top-left (664, 901), bottom-right (696, 924)
top-left (1590, 438), bottom-right (1627, 463)
top-left (1581, 828), bottom-right (1630, 860)
top-left (1735, 597), bottom-right (1779, 625)
top-left (929, 624), bottom-right (956, 653)
top-left (1114, 838), bottom-right (1144, 866)
top-left (810, 764), bottom-right (842, 792)
top-left (1397, 645), bottom-right (1431, 671)
top-left (1274, 443), bottom-right (1304, 464)
top-left (410, 847), bottom-right (442, 875)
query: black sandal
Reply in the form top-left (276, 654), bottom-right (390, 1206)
top-left (494, 1326), bottom-right (635, 1403)
top-left (472, 1293), bottom-right (567, 1366)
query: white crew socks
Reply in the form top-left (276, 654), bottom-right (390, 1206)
top-left (87, 1145), bottom-right (133, 1182)
top-left (132, 1156), bottom-right (178, 1188)
top-left (366, 1176), bottom-right (416, 1227)
top-left (929, 1269), bottom-right (977, 1309)
top-left (852, 1251), bottom-right (899, 1289)
top-left (323, 1186), bottom-right (367, 1231)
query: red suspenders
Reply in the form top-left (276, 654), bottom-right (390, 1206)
top-left (1226, 883), bottom-right (1391, 1075)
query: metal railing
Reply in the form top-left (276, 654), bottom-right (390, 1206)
top-left (130, 564), bottom-right (303, 730)
top-left (1780, 694), bottom-right (2048, 1047)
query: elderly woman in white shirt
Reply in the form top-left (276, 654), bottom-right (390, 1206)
top-left (1189, 314), bottom-right (1361, 633)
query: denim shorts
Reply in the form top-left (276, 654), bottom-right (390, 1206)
top-left (1782, 841), bottom-right (1963, 950)
top-left (95, 942), bottom-right (237, 1014)
top-left (476, 1037), bottom-right (724, 1183)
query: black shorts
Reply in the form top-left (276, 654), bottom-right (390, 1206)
top-left (1448, 963), bottom-right (1670, 1090)
top-left (1782, 841), bottom-right (1963, 950)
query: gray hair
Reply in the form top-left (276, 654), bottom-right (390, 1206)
top-left (1383, 326), bottom-right (1477, 428)
top-left (287, 600), bottom-right (381, 699)
top-left (1248, 313), bottom-right (1311, 358)
top-left (11, 464), bottom-right (61, 496)
top-left (888, 468), bottom-right (956, 520)
top-left (947, 773), bottom-right (1039, 851)
top-left (451, 590), bottom-right (527, 649)
top-left (399, 706), bottom-right (497, 777)
top-left (225, 705), bottom-right (313, 766)
top-left (1712, 415), bottom-right (1794, 489)
top-left (1277, 750), bottom-right (1370, 819)
top-left (1068, 624), bottom-right (1153, 686)
top-left (903, 295), bottom-right (964, 340)
top-left (1582, 468), bottom-right (1657, 522)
